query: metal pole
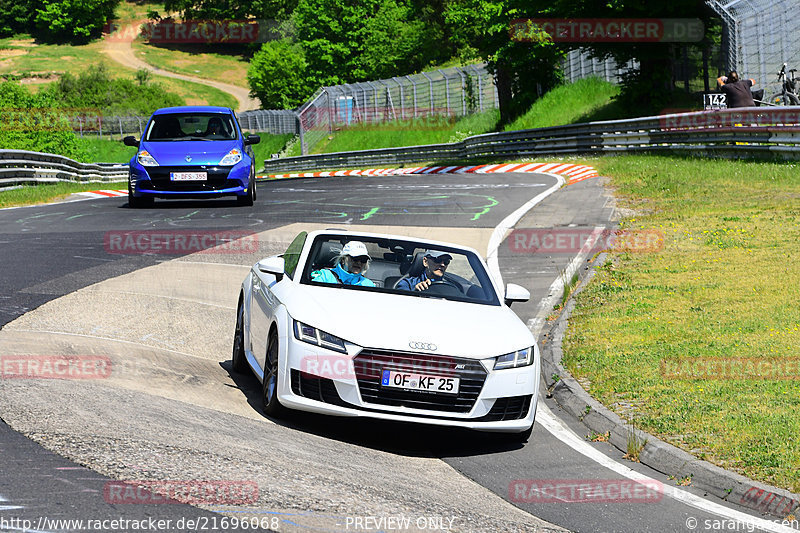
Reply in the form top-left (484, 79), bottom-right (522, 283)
top-left (406, 75), bottom-right (418, 117)
top-left (422, 72), bottom-right (434, 114)
top-left (392, 77), bottom-right (405, 119)
top-left (470, 65), bottom-right (483, 111)
top-left (296, 112), bottom-right (306, 155)
top-left (456, 68), bottom-right (467, 115)
top-left (438, 69), bottom-right (451, 114)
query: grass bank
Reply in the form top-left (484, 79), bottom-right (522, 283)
top-left (0, 182), bottom-right (124, 209)
top-left (564, 155), bottom-right (800, 493)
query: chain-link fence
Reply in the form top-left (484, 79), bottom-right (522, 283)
top-left (707, 0), bottom-right (800, 96)
top-left (292, 65), bottom-right (497, 154)
top-left (561, 49), bottom-right (638, 84)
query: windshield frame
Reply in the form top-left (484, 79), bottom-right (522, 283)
top-left (299, 234), bottom-right (501, 306)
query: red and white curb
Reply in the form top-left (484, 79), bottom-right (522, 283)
top-left (260, 162), bottom-right (598, 185)
top-left (76, 189), bottom-right (129, 198)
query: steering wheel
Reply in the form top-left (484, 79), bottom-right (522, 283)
top-left (424, 278), bottom-right (463, 296)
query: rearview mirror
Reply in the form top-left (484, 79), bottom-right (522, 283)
top-left (123, 136), bottom-right (139, 147)
top-left (244, 134), bottom-right (261, 146)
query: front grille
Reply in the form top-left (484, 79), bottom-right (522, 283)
top-left (477, 395), bottom-right (532, 421)
top-left (290, 369), bottom-right (349, 407)
top-left (145, 166), bottom-right (235, 191)
top-left (353, 349), bottom-right (487, 413)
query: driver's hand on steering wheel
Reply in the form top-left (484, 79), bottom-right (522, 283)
top-left (414, 279), bottom-right (432, 291)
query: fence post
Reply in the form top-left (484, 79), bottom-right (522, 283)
top-left (422, 72), bottom-right (434, 114)
top-left (296, 112), bottom-right (306, 155)
top-left (438, 69), bottom-right (451, 115)
top-left (469, 65), bottom-right (484, 112)
top-left (406, 75), bottom-right (418, 117)
top-left (456, 68), bottom-right (467, 116)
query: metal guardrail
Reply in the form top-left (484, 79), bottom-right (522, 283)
top-left (0, 150), bottom-right (128, 190)
top-left (262, 107), bottom-right (800, 172)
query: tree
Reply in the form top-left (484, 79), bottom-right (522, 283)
top-left (444, 0), bottom-right (564, 124)
top-left (543, 0), bottom-right (719, 113)
top-left (35, 0), bottom-right (121, 44)
top-left (0, 0), bottom-right (36, 36)
top-left (247, 39), bottom-right (313, 109)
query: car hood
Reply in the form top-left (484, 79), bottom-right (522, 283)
top-left (141, 140), bottom-right (240, 166)
top-left (283, 283), bottom-right (535, 359)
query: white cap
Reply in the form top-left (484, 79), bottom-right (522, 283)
top-left (342, 241), bottom-right (370, 258)
top-left (425, 249), bottom-right (452, 260)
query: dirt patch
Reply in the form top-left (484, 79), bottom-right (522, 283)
top-left (185, 98), bottom-right (206, 106)
top-left (20, 74), bottom-right (59, 84)
top-left (0, 49), bottom-right (26, 58)
top-left (60, 56), bottom-right (75, 61)
top-left (8, 39), bottom-right (36, 47)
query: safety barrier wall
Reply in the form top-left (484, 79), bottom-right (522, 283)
top-left (0, 150), bottom-right (128, 190)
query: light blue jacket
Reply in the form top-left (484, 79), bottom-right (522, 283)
top-left (311, 264), bottom-right (375, 287)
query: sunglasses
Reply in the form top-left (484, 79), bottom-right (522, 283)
top-left (351, 256), bottom-right (369, 263)
top-left (428, 257), bottom-right (450, 266)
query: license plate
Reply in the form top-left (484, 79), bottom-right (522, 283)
top-left (381, 370), bottom-right (459, 394)
top-left (170, 171), bottom-right (207, 181)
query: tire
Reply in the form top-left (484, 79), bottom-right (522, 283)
top-left (231, 298), bottom-right (248, 373)
top-left (262, 330), bottom-right (285, 417)
top-left (768, 93), bottom-right (795, 106)
top-left (127, 181), bottom-right (153, 208)
top-left (237, 177), bottom-right (255, 206)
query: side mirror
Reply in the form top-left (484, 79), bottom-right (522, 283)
top-left (123, 136), bottom-right (139, 147)
top-left (504, 283), bottom-right (530, 307)
top-left (257, 256), bottom-right (285, 281)
top-left (244, 134), bottom-right (261, 146)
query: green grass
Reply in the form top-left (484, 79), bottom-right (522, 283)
top-left (250, 133), bottom-right (293, 170)
top-left (563, 155), bottom-right (800, 493)
top-left (78, 137), bottom-right (138, 163)
top-left (131, 41), bottom-right (250, 89)
top-left (0, 182), bottom-right (124, 208)
top-left (505, 77), bottom-right (621, 130)
top-left (308, 109), bottom-right (500, 154)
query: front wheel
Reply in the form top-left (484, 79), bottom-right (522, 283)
top-left (768, 93), bottom-right (799, 106)
top-left (231, 298), bottom-right (248, 373)
top-left (262, 331), bottom-right (285, 417)
top-left (237, 178), bottom-right (255, 206)
top-left (128, 181), bottom-right (153, 208)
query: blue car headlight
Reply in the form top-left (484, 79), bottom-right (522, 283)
top-left (494, 346), bottom-right (534, 370)
top-left (137, 150), bottom-right (159, 167)
top-left (219, 148), bottom-right (242, 166)
top-left (293, 320), bottom-right (347, 353)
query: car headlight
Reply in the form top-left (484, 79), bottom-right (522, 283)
top-left (219, 148), bottom-right (242, 166)
top-left (137, 150), bottom-right (158, 166)
top-left (494, 346), bottom-right (534, 370)
top-left (293, 320), bottom-right (347, 353)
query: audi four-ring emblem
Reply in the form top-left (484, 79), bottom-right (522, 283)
top-left (409, 341), bottom-right (437, 351)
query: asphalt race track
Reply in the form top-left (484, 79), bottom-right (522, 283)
top-left (0, 173), bottom-right (787, 533)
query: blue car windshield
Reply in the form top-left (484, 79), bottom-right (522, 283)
top-left (145, 113), bottom-right (237, 141)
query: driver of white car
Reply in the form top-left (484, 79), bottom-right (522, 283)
top-left (396, 250), bottom-right (453, 292)
top-left (310, 241), bottom-right (376, 287)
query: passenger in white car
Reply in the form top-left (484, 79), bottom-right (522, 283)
top-left (311, 241), bottom-right (376, 287)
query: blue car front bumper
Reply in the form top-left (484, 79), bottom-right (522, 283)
top-left (129, 161), bottom-right (251, 198)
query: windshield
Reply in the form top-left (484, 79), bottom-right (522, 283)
top-left (300, 235), bottom-right (500, 306)
top-left (144, 113), bottom-right (237, 141)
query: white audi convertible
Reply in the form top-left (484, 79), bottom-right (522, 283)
top-left (232, 230), bottom-right (539, 440)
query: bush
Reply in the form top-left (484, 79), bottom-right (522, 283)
top-left (45, 64), bottom-right (184, 116)
top-left (0, 82), bottom-right (88, 160)
top-left (247, 40), bottom-right (312, 109)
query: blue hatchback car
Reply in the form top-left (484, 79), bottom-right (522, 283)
top-left (124, 106), bottom-right (260, 207)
